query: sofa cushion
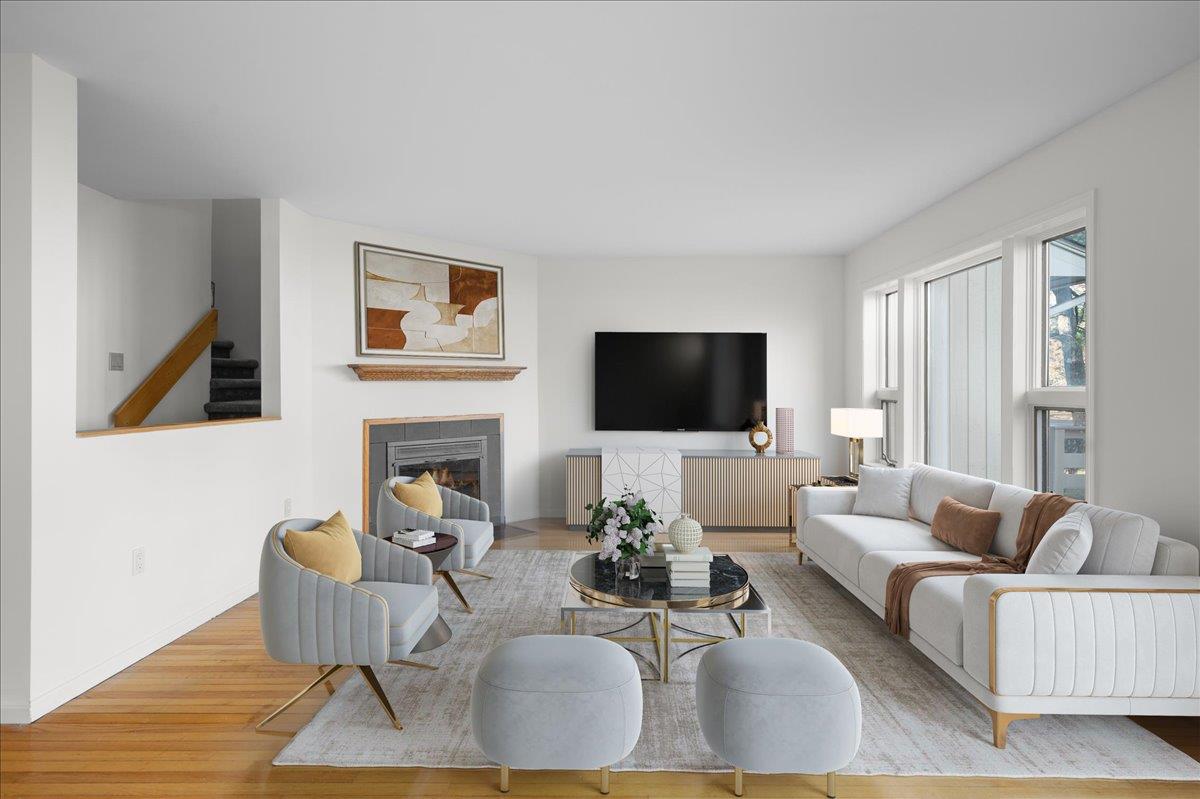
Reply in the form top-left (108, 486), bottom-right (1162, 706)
top-left (931, 497), bottom-right (1001, 556)
top-left (853, 466), bottom-right (913, 520)
top-left (1027, 511), bottom-right (1093, 575)
top-left (908, 464), bottom-right (996, 525)
top-left (986, 483), bottom-right (1037, 559)
top-left (908, 575), bottom-right (970, 665)
top-left (858, 549), bottom-right (980, 606)
top-left (803, 515), bottom-right (957, 584)
top-left (356, 580), bottom-right (439, 647)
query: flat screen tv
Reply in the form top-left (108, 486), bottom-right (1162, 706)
top-left (594, 332), bottom-right (766, 431)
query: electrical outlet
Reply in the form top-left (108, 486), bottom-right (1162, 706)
top-left (132, 546), bottom-right (146, 576)
top-left (283, 497), bottom-right (293, 516)
top-left (108, 352), bottom-right (124, 371)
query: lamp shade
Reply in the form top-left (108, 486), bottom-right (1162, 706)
top-left (830, 407), bottom-right (883, 439)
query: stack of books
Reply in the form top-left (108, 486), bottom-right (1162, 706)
top-left (642, 544), bottom-right (713, 592)
top-left (392, 529), bottom-right (436, 549)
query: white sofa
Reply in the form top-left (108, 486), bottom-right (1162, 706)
top-left (794, 464), bottom-right (1200, 748)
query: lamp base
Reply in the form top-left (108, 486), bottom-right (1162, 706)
top-left (847, 438), bottom-right (864, 477)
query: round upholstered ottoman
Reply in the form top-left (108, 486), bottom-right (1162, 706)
top-left (696, 638), bottom-right (861, 798)
top-left (471, 635), bottom-right (642, 794)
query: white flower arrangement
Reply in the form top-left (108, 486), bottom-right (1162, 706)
top-left (585, 488), bottom-right (663, 562)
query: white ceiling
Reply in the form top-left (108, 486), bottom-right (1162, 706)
top-left (3, 1), bottom-right (1197, 256)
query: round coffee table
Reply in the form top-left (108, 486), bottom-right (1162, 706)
top-left (403, 533), bottom-right (458, 654)
top-left (566, 553), bottom-right (755, 682)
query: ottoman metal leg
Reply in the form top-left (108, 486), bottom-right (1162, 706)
top-left (499, 764), bottom-right (509, 793)
top-left (734, 767), bottom-right (743, 796)
top-left (826, 771), bottom-right (836, 798)
top-left (600, 765), bottom-right (610, 794)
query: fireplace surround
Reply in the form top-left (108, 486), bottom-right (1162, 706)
top-left (363, 415), bottom-right (503, 533)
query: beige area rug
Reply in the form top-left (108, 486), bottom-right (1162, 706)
top-left (274, 550), bottom-right (1200, 779)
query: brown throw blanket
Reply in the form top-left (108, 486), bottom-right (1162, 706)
top-left (884, 493), bottom-right (1081, 638)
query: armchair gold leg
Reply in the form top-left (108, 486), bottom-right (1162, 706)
top-left (436, 570), bottom-right (474, 613)
top-left (499, 764), bottom-right (510, 793)
top-left (989, 709), bottom-right (1039, 748)
top-left (357, 665), bottom-right (403, 731)
top-left (826, 771), bottom-right (836, 798)
top-left (388, 658), bottom-right (439, 670)
top-left (319, 665), bottom-right (336, 695)
top-left (734, 766), bottom-right (743, 796)
top-left (456, 568), bottom-right (493, 580)
top-left (600, 764), bottom-right (610, 795)
top-left (256, 664), bottom-right (344, 730)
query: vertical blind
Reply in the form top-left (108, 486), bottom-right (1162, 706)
top-left (925, 259), bottom-right (1002, 480)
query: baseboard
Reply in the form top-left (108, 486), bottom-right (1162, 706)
top-left (20, 579), bottom-right (258, 723)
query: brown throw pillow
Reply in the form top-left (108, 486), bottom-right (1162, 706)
top-left (930, 497), bottom-right (1001, 556)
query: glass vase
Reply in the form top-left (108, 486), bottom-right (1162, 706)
top-left (616, 555), bottom-right (641, 580)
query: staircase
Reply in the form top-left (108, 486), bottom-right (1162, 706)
top-left (206, 340), bottom-right (261, 420)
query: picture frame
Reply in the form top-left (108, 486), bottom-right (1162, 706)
top-left (354, 242), bottom-right (505, 359)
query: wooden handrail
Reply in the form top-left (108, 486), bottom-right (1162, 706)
top-left (113, 309), bottom-right (218, 428)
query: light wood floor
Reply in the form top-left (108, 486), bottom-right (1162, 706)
top-left (1, 519), bottom-right (1194, 798)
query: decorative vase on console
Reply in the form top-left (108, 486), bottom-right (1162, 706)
top-left (668, 513), bottom-right (704, 554)
top-left (584, 487), bottom-right (662, 580)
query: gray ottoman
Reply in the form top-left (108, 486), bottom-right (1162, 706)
top-left (471, 635), bottom-right (642, 794)
top-left (696, 638), bottom-right (861, 797)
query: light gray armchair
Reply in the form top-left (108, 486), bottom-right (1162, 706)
top-left (376, 477), bottom-right (495, 612)
top-left (258, 517), bottom-right (441, 731)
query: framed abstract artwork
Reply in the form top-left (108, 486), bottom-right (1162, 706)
top-left (354, 242), bottom-right (505, 358)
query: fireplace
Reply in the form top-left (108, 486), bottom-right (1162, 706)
top-left (365, 415), bottom-right (503, 533)
top-left (388, 437), bottom-right (487, 501)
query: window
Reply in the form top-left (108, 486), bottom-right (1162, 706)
top-left (1036, 408), bottom-right (1086, 499)
top-left (1043, 229), bottom-right (1086, 387)
top-left (880, 399), bottom-right (898, 466)
top-left (924, 258), bottom-right (1002, 480)
top-left (884, 291), bottom-right (899, 388)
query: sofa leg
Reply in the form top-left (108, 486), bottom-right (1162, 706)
top-left (797, 550), bottom-right (805, 565)
top-left (826, 771), bottom-right (836, 798)
top-left (734, 767), bottom-right (743, 796)
top-left (499, 764), bottom-right (509, 793)
top-left (989, 709), bottom-right (1039, 748)
top-left (600, 764), bottom-right (610, 795)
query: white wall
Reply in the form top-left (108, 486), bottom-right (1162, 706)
top-left (537, 256), bottom-right (845, 517)
top-left (212, 198), bottom-right (261, 371)
top-left (1, 51), bottom-right (37, 724)
top-left (304, 214), bottom-right (541, 526)
top-left (76, 186), bottom-right (213, 430)
top-left (1, 56), bottom-right (316, 722)
top-left (844, 61), bottom-right (1200, 546)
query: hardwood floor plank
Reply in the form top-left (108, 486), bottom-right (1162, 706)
top-left (0, 518), bottom-right (1193, 799)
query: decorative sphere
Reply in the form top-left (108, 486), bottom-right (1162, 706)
top-left (668, 513), bottom-right (704, 554)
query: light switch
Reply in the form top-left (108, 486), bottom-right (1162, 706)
top-left (108, 352), bottom-right (124, 371)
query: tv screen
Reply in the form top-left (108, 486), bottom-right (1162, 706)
top-left (594, 332), bottom-right (766, 431)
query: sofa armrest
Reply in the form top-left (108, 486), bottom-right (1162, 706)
top-left (962, 573), bottom-right (1200, 699)
top-left (355, 529), bottom-right (433, 586)
top-left (794, 486), bottom-right (857, 542)
top-left (1152, 535), bottom-right (1200, 577)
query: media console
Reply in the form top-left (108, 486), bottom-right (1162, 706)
top-left (565, 448), bottom-right (820, 530)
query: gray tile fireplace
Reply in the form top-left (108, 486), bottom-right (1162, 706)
top-left (366, 416), bottom-right (503, 533)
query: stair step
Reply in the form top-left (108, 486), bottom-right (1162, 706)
top-left (204, 399), bottom-right (261, 421)
top-left (211, 357), bottom-right (258, 379)
top-left (211, 339), bottom-right (235, 358)
top-left (209, 377), bottom-right (261, 402)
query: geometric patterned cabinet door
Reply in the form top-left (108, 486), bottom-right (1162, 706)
top-left (600, 448), bottom-right (682, 521)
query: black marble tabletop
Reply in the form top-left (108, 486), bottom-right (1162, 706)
top-left (569, 552), bottom-right (750, 608)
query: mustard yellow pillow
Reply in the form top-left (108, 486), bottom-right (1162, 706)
top-left (390, 472), bottom-right (443, 517)
top-left (283, 511), bottom-right (362, 584)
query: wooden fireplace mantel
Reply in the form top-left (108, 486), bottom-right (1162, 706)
top-left (347, 363), bottom-right (526, 382)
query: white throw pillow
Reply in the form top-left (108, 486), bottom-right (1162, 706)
top-left (852, 466), bottom-right (913, 520)
top-left (1026, 511), bottom-right (1094, 575)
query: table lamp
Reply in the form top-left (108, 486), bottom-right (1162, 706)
top-left (830, 408), bottom-right (884, 477)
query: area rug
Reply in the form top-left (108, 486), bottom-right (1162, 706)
top-left (274, 550), bottom-right (1200, 780)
